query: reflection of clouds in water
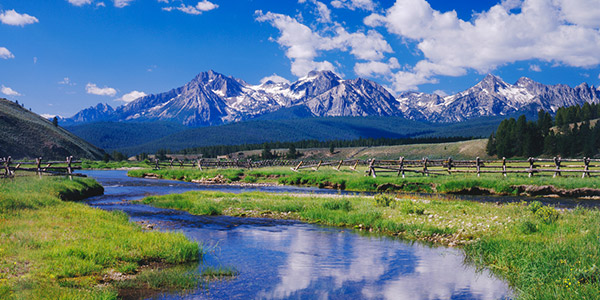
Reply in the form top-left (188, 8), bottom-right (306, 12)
top-left (364, 247), bottom-right (510, 300)
top-left (251, 227), bottom-right (510, 300)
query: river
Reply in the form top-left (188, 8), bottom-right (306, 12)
top-left (82, 170), bottom-right (512, 300)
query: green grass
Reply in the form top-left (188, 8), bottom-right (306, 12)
top-left (0, 176), bottom-right (201, 299)
top-left (129, 166), bottom-right (600, 196)
top-left (81, 159), bottom-right (154, 170)
top-left (141, 190), bottom-right (600, 299)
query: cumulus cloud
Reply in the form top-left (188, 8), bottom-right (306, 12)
top-left (86, 83), bottom-right (117, 96)
top-left (354, 57), bottom-right (399, 77)
top-left (0, 10), bottom-right (39, 26)
top-left (260, 74), bottom-right (291, 85)
top-left (0, 47), bottom-right (14, 59)
top-left (299, 0), bottom-right (332, 23)
top-left (529, 64), bottom-right (542, 72)
top-left (117, 90), bottom-right (147, 102)
top-left (114, 0), bottom-right (134, 8)
top-left (365, 0), bottom-right (600, 91)
top-left (162, 1), bottom-right (218, 15)
top-left (256, 10), bottom-right (392, 77)
top-left (67, 0), bottom-right (93, 6)
top-left (330, 0), bottom-right (375, 11)
top-left (1, 85), bottom-right (21, 96)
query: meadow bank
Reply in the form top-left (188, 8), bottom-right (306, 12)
top-left (128, 166), bottom-right (600, 197)
top-left (0, 177), bottom-right (200, 299)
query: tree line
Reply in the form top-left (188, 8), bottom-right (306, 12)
top-left (487, 103), bottom-right (600, 158)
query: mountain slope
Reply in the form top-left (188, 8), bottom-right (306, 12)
top-left (0, 98), bottom-right (104, 160)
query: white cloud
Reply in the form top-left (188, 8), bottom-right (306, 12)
top-left (114, 0), bottom-right (134, 8)
top-left (330, 0), bottom-right (375, 11)
top-left (256, 10), bottom-right (392, 77)
top-left (33, 57), bottom-right (38, 64)
top-left (0, 10), bottom-right (39, 26)
top-left (163, 1), bottom-right (218, 15)
top-left (364, 0), bottom-right (600, 92)
top-left (67, 0), bottom-right (93, 6)
top-left (354, 57), bottom-right (399, 77)
top-left (0, 47), bottom-right (14, 59)
top-left (260, 74), bottom-right (291, 85)
top-left (529, 64), bottom-right (542, 72)
top-left (433, 89), bottom-right (448, 97)
top-left (1, 85), bottom-right (21, 96)
top-left (86, 83), bottom-right (117, 96)
top-left (117, 90), bottom-right (147, 102)
top-left (299, 0), bottom-right (332, 23)
top-left (58, 77), bottom-right (76, 86)
top-left (96, 2), bottom-right (106, 7)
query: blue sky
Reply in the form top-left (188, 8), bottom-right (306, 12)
top-left (1, 0), bottom-right (599, 117)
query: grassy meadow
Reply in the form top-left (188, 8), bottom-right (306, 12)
top-left (128, 166), bottom-right (600, 196)
top-left (142, 190), bottom-right (600, 300)
top-left (0, 176), bottom-right (201, 299)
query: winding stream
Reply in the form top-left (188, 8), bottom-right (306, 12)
top-left (83, 170), bottom-right (513, 300)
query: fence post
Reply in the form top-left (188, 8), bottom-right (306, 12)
top-left (169, 159), bottom-right (174, 168)
top-left (367, 159), bottom-right (376, 178)
top-left (155, 159), bottom-right (160, 170)
top-left (528, 157), bottom-right (535, 177)
top-left (293, 161), bottom-right (303, 171)
top-left (553, 156), bottom-right (561, 178)
top-left (476, 157), bottom-right (481, 177)
top-left (351, 160), bottom-right (359, 171)
top-left (422, 157), bottom-right (429, 176)
top-left (502, 157), bottom-right (507, 177)
top-left (66, 156), bottom-right (73, 175)
top-left (313, 160), bottom-right (322, 171)
top-left (582, 157), bottom-right (591, 178)
top-left (398, 157), bottom-right (405, 178)
top-left (446, 157), bottom-right (453, 174)
top-left (36, 157), bottom-right (42, 176)
top-left (336, 160), bottom-right (343, 171)
top-left (3, 156), bottom-right (11, 177)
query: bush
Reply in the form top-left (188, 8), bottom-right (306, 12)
top-left (398, 200), bottom-right (426, 215)
top-left (373, 194), bottom-right (396, 207)
top-left (528, 201), bottom-right (543, 213)
top-left (535, 206), bottom-right (559, 224)
top-left (518, 220), bottom-right (539, 234)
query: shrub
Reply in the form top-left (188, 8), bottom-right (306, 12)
top-left (518, 220), bottom-right (539, 234)
top-left (398, 200), bottom-right (426, 215)
top-left (528, 201), bottom-right (543, 213)
top-left (535, 206), bottom-right (559, 224)
top-left (373, 194), bottom-right (395, 207)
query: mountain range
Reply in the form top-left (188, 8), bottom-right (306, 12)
top-left (63, 70), bottom-right (600, 127)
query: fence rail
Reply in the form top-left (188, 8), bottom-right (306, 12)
top-left (1, 156), bottom-right (83, 178)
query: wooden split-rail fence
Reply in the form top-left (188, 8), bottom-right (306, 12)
top-left (364, 157), bottom-right (600, 179)
top-left (1, 156), bottom-right (83, 178)
top-left (148, 156), bottom-right (600, 179)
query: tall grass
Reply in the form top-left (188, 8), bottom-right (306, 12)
top-left (142, 190), bottom-right (600, 299)
top-left (0, 177), bottom-right (201, 299)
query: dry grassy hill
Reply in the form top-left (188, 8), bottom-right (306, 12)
top-left (233, 139), bottom-right (489, 160)
top-left (0, 98), bottom-right (105, 160)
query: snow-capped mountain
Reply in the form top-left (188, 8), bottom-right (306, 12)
top-left (65, 71), bottom-right (600, 126)
top-left (398, 74), bottom-right (600, 122)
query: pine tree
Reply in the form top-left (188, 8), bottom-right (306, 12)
top-left (486, 132), bottom-right (497, 156)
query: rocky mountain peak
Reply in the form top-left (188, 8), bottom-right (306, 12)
top-left (474, 74), bottom-right (509, 91)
